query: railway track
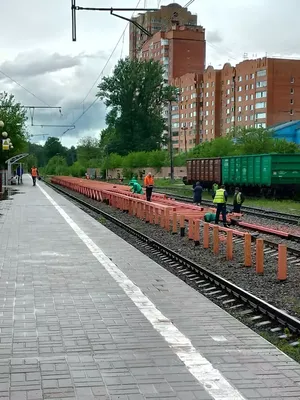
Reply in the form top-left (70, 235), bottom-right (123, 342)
top-left (155, 190), bottom-right (300, 225)
top-left (45, 179), bottom-right (300, 347)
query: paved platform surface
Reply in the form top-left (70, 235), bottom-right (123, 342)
top-left (0, 176), bottom-right (300, 400)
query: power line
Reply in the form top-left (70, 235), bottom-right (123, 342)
top-left (0, 69), bottom-right (52, 107)
top-left (61, 0), bottom-right (143, 137)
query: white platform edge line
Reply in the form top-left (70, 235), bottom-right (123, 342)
top-left (38, 183), bottom-right (246, 400)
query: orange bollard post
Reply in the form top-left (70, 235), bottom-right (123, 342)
top-left (277, 244), bottom-right (287, 281)
top-left (226, 230), bottom-right (233, 260)
top-left (188, 219), bottom-right (194, 240)
top-left (203, 223), bottom-right (209, 249)
top-left (154, 208), bottom-right (159, 225)
top-left (194, 220), bottom-right (200, 246)
top-left (172, 213), bottom-right (177, 234)
top-left (165, 209), bottom-right (170, 231)
top-left (244, 233), bottom-right (252, 267)
top-left (256, 239), bottom-right (264, 274)
top-left (213, 225), bottom-right (219, 255)
top-left (160, 210), bottom-right (165, 228)
top-left (180, 215), bottom-right (185, 237)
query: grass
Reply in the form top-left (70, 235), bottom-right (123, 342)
top-left (260, 331), bottom-right (300, 363)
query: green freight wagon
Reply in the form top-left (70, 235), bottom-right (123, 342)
top-left (222, 153), bottom-right (300, 197)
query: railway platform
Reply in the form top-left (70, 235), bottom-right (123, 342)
top-left (1, 176), bottom-right (300, 400)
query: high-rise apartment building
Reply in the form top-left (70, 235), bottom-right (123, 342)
top-left (171, 73), bottom-right (202, 153)
top-left (139, 24), bottom-right (206, 82)
top-left (129, 3), bottom-right (197, 59)
top-left (202, 57), bottom-right (300, 140)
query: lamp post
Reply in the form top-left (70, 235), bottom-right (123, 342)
top-left (0, 120), bottom-right (12, 192)
top-left (168, 100), bottom-right (174, 181)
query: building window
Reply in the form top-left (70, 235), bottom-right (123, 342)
top-left (212, 100), bottom-right (214, 106)
top-left (226, 109), bottom-right (230, 114)
top-left (238, 76), bottom-right (242, 82)
top-left (255, 112), bottom-right (266, 119)
top-left (231, 116), bottom-right (235, 122)
top-left (226, 89), bottom-right (230, 95)
top-left (226, 117), bottom-right (230, 123)
top-left (257, 69), bottom-right (266, 77)
top-left (250, 105), bottom-right (254, 110)
top-left (245, 95), bottom-right (249, 101)
top-left (290, 109), bottom-right (294, 115)
top-left (255, 122), bottom-right (266, 128)
top-left (172, 114), bottom-right (179, 119)
top-left (251, 84), bottom-right (254, 89)
top-left (291, 88), bottom-right (294, 94)
top-left (255, 102), bottom-right (267, 109)
top-left (251, 73), bottom-right (254, 79)
top-left (291, 77), bottom-right (295, 84)
top-left (246, 75), bottom-right (249, 80)
top-left (238, 106), bottom-right (242, 112)
top-left (226, 128), bottom-right (230, 133)
top-left (256, 81), bottom-right (267, 88)
top-left (205, 120), bottom-right (208, 125)
top-left (245, 85), bottom-right (249, 90)
top-left (245, 105), bottom-right (248, 111)
top-left (237, 116), bottom-right (242, 121)
top-left (205, 110), bottom-right (209, 116)
top-left (250, 115), bottom-right (254, 120)
top-left (231, 97), bottom-right (234, 102)
top-left (238, 86), bottom-right (242, 91)
top-left (226, 99), bottom-right (230, 104)
top-left (227, 79), bottom-right (231, 84)
top-left (238, 96), bottom-right (242, 101)
top-left (255, 91), bottom-right (267, 98)
top-left (291, 99), bottom-right (294, 104)
top-left (206, 82), bottom-right (209, 88)
top-left (245, 116), bottom-right (248, 121)
top-left (251, 94), bottom-right (254, 100)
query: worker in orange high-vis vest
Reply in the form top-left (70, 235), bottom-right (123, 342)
top-left (31, 166), bottom-right (39, 186)
top-left (144, 172), bottom-right (154, 202)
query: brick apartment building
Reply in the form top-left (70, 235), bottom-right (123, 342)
top-left (139, 25), bottom-right (206, 82)
top-left (129, 3), bottom-right (197, 59)
top-left (202, 57), bottom-right (300, 139)
top-left (171, 73), bottom-right (202, 153)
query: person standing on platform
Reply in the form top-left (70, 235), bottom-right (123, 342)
top-left (144, 172), bottom-right (154, 202)
top-left (233, 187), bottom-right (245, 213)
top-left (31, 166), bottom-right (38, 186)
top-left (17, 165), bottom-right (23, 184)
top-left (193, 181), bottom-right (203, 205)
top-left (212, 184), bottom-right (228, 227)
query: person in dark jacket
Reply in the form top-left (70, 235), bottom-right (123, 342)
top-left (193, 181), bottom-right (203, 205)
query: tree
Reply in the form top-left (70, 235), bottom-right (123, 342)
top-left (28, 142), bottom-right (47, 167)
top-left (44, 137), bottom-right (66, 162)
top-left (76, 137), bottom-right (101, 166)
top-left (229, 126), bottom-right (274, 154)
top-left (97, 57), bottom-right (178, 155)
top-left (0, 92), bottom-right (28, 167)
top-left (66, 146), bottom-right (77, 166)
top-left (44, 155), bottom-right (68, 176)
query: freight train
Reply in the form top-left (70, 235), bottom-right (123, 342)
top-left (183, 153), bottom-right (300, 198)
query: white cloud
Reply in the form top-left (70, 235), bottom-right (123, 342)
top-left (1, 0), bottom-right (300, 148)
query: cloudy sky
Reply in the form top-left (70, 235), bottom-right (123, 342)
top-left (1, 0), bottom-right (299, 148)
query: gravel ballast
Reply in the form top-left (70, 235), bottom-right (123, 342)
top-left (53, 184), bottom-right (300, 320)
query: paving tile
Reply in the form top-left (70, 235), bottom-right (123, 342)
top-left (0, 176), bottom-right (300, 399)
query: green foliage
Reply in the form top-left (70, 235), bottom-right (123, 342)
top-left (44, 137), bottom-right (67, 160)
top-left (44, 156), bottom-right (69, 176)
top-left (97, 57), bottom-right (178, 155)
top-left (76, 137), bottom-right (101, 167)
top-left (0, 92), bottom-right (28, 166)
top-left (69, 161), bottom-right (86, 177)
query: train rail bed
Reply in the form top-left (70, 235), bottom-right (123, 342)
top-left (1, 175), bottom-right (300, 399)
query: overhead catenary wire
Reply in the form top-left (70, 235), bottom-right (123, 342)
top-left (0, 69), bottom-right (52, 107)
top-left (61, 0), bottom-right (143, 138)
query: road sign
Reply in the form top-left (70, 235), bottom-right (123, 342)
top-left (2, 139), bottom-right (9, 150)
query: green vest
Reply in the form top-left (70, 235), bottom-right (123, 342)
top-left (213, 188), bottom-right (226, 204)
top-left (236, 192), bottom-right (242, 204)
